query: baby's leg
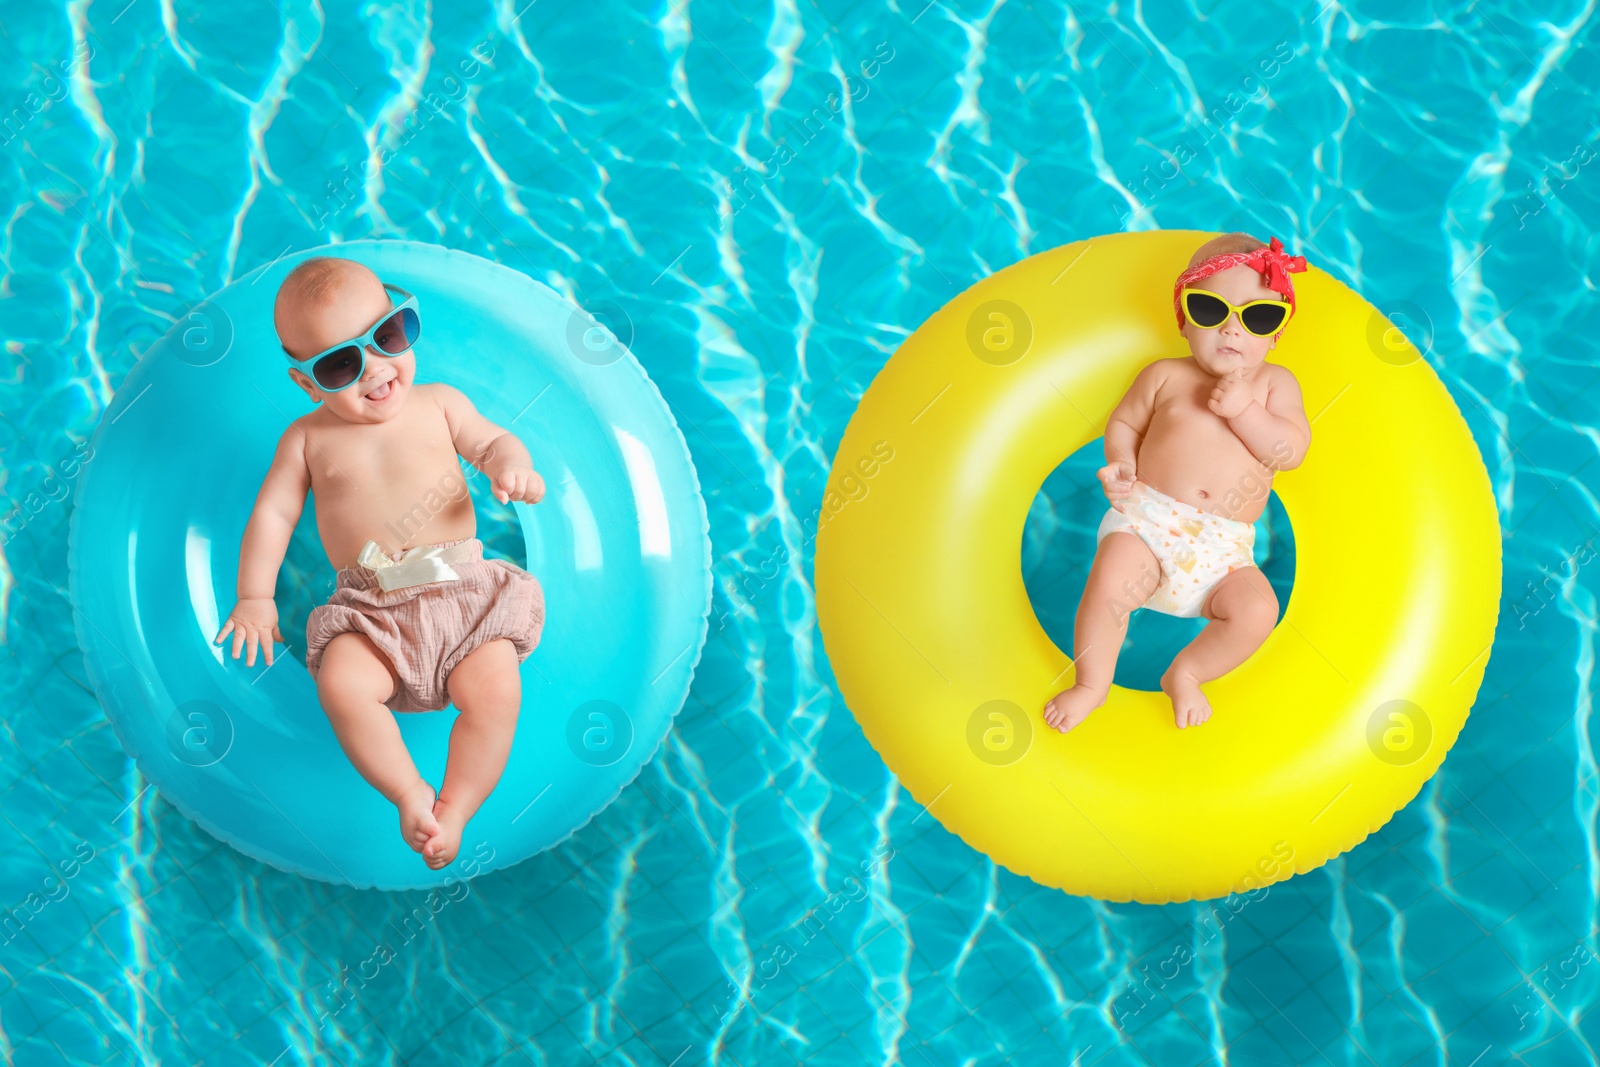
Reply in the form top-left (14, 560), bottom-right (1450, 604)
top-left (430, 638), bottom-right (522, 869)
top-left (315, 632), bottom-right (439, 854)
top-left (1161, 566), bottom-right (1279, 729)
top-left (1044, 531), bottom-right (1162, 733)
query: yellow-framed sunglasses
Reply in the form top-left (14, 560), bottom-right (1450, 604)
top-left (1180, 286), bottom-right (1293, 337)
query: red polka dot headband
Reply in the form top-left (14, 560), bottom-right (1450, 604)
top-left (1173, 235), bottom-right (1308, 336)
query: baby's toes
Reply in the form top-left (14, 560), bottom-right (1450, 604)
top-left (423, 808), bottom-right (464, 869)
top-left (425, 836), bottom-right (460, 869)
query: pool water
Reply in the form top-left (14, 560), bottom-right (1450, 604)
top-left (1, 1), bottom-right (1594, 1064)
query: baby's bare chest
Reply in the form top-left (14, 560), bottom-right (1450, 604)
top-left (1147, 379), bottom-right (1263, 451)
top-left (305, 407), bottom-right (461, 499)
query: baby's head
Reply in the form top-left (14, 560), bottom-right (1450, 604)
top-left (276, 256), bottom-right (416, 423)
top-left (1173, 232), bottom-right (1307, 378)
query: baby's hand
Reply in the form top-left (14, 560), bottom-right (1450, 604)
top-left (490, 465), bottom-right (546, 506)
top-left (215, 598), bottom-right (283, 667)
top-left (1208, 369), bottom-right (1254, 419)
top-left (1097, 461), bottom-right (1137, 509)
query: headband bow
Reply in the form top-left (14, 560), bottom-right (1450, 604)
top-left (1173, 235), bottom-right (1308, 337)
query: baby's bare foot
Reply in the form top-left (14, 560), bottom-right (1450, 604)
top-left (397, 778), bottom-right (440, 854)
top-left (425, 798), bottom-right (468, 869)
top-left (1043, 685), bottom-right (1107, 733)
top-left (1161, 665), bottom-right (1212, 729)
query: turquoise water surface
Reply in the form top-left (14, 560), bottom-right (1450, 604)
top-left (1, 0), bottom-right (1594, 1064)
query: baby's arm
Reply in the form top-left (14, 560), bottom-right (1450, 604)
top-left (1098, 361), bottom-right (1166, 504)
top-left (215, 428), bottom-right (310, 666)
top-left (432, 384), bottom-right (545, 505)
top-left (1217, 367), bottom-right (1311, 471)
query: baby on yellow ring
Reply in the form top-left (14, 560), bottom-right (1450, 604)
top-left (1044, 233), bottom-right (1312, 732)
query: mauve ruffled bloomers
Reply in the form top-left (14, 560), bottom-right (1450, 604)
top-left (304, 537), bottom-right (544, 712)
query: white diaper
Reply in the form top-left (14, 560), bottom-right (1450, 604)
top-left (1096, 480), bottom-right (1257, 618)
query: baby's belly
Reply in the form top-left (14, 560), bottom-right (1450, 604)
top-left (1139, 451), bottom-right (1275, 522)
top-left (1136, 395), bottom-right (1280, 521)
top-left (313, 467), bottom-right (478, 570)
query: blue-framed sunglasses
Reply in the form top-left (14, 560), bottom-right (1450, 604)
top-left (283, 283), bottom-right (420, 393)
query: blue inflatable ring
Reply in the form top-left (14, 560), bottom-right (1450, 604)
top-left (69, 240), bottom-right (711, 890)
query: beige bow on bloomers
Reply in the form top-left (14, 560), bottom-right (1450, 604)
top-left (355, 539), bottom-right (479, 592)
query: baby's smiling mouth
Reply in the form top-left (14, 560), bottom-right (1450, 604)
top-left (365, 379), bottom-right (396, 402)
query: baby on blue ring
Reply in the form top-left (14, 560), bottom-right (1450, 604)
top-left (213, 257), bottom-right (546, 870)
top-left (1044, 233), bottom-right (1312, 732)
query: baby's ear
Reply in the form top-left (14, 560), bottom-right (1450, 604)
top-left (286, 366), bottom-right (320, 402)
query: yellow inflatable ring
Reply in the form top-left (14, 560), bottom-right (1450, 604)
top-left (815, 229), bottom-right (1500, 904)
